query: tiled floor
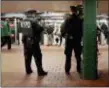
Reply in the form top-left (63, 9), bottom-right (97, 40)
top-left (1, 44), bottom-right (109, 87)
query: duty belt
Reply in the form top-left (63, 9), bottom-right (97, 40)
top-left (67, 35), bottom-right (73, 39)
top-left (27, 37), bottom-right (34, 44)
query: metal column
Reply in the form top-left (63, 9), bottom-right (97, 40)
top-left (82, 0), bottom-right (98, 79)
top-left (14, 18), bottom-right (18, 44)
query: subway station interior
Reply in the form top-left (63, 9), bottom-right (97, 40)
top-left (1, 0), bottom-right (109, 87)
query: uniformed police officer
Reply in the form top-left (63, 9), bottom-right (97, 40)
top-left (61, 6), bottom-right (83, 75)
top-left (21, 10), bottom-right (47, 76)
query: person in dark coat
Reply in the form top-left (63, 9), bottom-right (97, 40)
top-left (21, 10), bottom-right (48, 76)
top-left (61, 6), bottom-right (83, 75)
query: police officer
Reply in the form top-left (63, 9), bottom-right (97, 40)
top-left (21, 10), bottom-right (47, 76)
top-left (61, 6), bottom-right (83, 75)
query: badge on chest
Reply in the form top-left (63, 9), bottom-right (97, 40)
top-left (21, 21), bottom-right (31, 28)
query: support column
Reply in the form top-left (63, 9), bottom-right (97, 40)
top-left (82, 0), bottom-right (98, 79)
top-left (14, 18), bottom-right (18, 44)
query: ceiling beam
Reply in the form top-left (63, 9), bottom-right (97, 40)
top-left (1, 1), bottom-right (82, 13)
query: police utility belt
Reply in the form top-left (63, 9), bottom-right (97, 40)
top-left (26, 36), bottom-right (37, 45)
top-left (66, 35), bottom-right (74, 39)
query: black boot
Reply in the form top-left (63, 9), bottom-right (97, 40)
top-left (25, 54), bottom-right (33, 75)
top-left (77, 61), bottom-right (81, 74)
top-left (65, 56), bottom-right (71, 75)
top-left (75, 54), bottom-right (81, 74)
top-left (77, 66), bottom-right (81, 73)
top-left (26, 70), bottom-right (33, 75)
top-left (37, 70), bottom-right (48, 76)
top-left (34, 55), bottom-right (48, 76)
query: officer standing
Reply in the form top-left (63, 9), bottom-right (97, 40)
top-left (61, 6), bottom-right (83, 75)
top-left (21, 10), bottom-right (47, 76)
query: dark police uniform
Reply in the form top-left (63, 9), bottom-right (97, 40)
top-left (61, 10), bottom-right (83, 74)
top-left (21, 17), bottom-right (47, 76)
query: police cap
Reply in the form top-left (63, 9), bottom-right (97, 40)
top-left (25, 9), bottom-right (37, 14)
